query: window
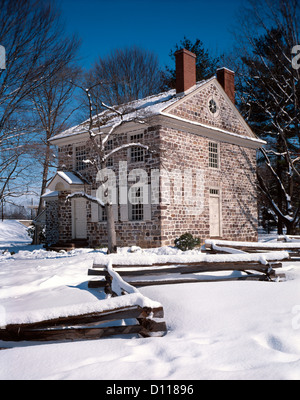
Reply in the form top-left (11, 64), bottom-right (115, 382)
top-left (75, 145), bottom-right (87, 171)
top-left (131, 204), bottom-right (144, 221)
top-left (130, 133), bottom-right (144, 163)
top-left (209, 142), bottom-right (219, 169)
top-left (207, 96), bottom-right (220, 117)
top-left (209, 188), bottom-right (220, 196)
top-left (106, 139), bottom-right (113, 167)
top-left (99, 206), bottom-right (107, 222)
top-left (129, 187), bottom-right (144, 221)
top-left (209, 99), bottom-right (217, 114)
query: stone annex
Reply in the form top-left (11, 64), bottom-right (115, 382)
top-left (43, 49), bottom-right (266, 249)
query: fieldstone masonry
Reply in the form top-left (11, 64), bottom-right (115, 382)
top-left (45, 199), bottom-right (59, 245)
top-left (158, 126), bottom-right (258, 246)
top-left (45, 63), bottom-right (260, 249)
top-left (168, 81), bottom-right (250, 137)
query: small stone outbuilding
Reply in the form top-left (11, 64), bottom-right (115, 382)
top-left (43, 49), bottom-right (265, 249)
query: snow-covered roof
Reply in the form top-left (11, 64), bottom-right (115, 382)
top-left (41, 191), bottom-right (59, 199)
top-left (56, 171), bottom-right (85, 185)
top-left (50, 79), bottom-right (210, 142)
top-left (46, 171), bottom-right (88, 193)
top-left (49, 76), bottom-right (264, 149)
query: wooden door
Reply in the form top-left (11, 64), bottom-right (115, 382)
top-left (72, 198), bottom-right (87, 239)
top-left (209, 189), bottom-right (221, 237)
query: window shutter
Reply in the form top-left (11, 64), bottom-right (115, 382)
top-left (119, 184), bottom-right (128, 221)
top-left (91, 190), bottom-right (99, 222)
top-left (143, 184), bottom-right (152, 221)
top-left (120, 204), bottom-right (128, 221)
top-left (113, 205), bottom-right (118, 221)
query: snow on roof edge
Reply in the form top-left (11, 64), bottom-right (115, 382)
top-left (57, 171), bottom-right (85, 185)
top-left (50, 80), bottom-right (210, 142)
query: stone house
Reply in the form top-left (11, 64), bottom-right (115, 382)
top-left (43, 49), bottom-right (265, 249)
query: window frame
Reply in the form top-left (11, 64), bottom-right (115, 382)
top-left (128, 186), bottom-right (144, 221)
top-left (74, 144), bottom-right (87, 172)
top-left (129, 132), bottom-right (145, 163)
top-left (127, 184), bottom-right (152, 222)
top-left (208, 141), bottom-right (220, 170)
top-left (106, 139), bottom-right (114, 168)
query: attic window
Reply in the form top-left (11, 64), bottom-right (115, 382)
top-left (209, 99), bottom-right (217, 114)
top-left (207, 96), bottom-right (220, 117)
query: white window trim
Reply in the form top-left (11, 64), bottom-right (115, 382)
top-left (73, 142), bottom-right (87, 172)
top-left (128, 184), bottom-right (152, 222)
top-left (208, 141), bottom-right (220, 170)
top-left (127, 131), bottom-right (145, 164)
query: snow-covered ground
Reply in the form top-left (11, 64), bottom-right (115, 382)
top-left (0, 220), bottom-right (300, 380)
top-left (0, 220), bottom-right (32, 248)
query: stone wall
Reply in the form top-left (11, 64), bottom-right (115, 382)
top-left (86, 126), bottom-right (162, 248)
top-left (52, 107), bottom-right (258, 248)
top-left (168, 80), bottom-right (251, 138)
top-left (159, 126), bottom-right (258, 246)
top-left (45, 200), bottom-right (59, 245)
top-left (57, 191), bottom-right (72, 242)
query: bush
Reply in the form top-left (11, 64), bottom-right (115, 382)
top-left (174, 233), bottom-right (201, 251)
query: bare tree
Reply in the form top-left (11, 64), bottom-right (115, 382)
top-left (230, 0), bottom-right (300, 234)
top-left (67, 82), bottom-right (154, 253)
top-left (0, 0), bottom-right (80, 206)
top-left (84, 46), bottom-right (164, 109)
top-left (30, 65), bottom-right (81, 216)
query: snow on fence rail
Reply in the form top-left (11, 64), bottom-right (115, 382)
top-left (277, 235), bottom-right (300, 242)
top-left (205, 239), bottom-right (300, 258)
top-left (88, 251), bottom-right (288, 288)
top-left (0, 261), bottom-right (167, 342)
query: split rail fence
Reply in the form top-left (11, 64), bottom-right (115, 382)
top-left (0, 263), bottom-right (167, 343)
top-left (2, 238), bottom-right (296, 343)
top-left (205, 239), bottom-right (300, 259)
top-left (88, 253), bottom-right (288, 289)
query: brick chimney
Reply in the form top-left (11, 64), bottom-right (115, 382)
top-left (217, 67), bottom-right (235, 104)
top-left (175, 49), bottom-right (196, 94)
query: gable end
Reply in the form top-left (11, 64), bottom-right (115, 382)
top-left (161, 78), bottom-right (258, 143)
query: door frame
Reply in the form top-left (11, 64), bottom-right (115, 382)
top-left (209, 187), bottom-right (222, 238)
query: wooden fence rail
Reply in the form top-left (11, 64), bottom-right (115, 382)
top-left (0, 263), bottom-right (167, 342)
top-left (88, 253), bottom-right (287, 289)
top-left (205, 239), bottom-right (300, 259)
top-left (0, 305), bottom-right (166, 341)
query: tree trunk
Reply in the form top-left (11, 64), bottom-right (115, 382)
top-left (286, 221), bottom-right (296, 235)
top-left (37, 140), bottom-right (51, 216)
top-left (106, 203), bottom-right (117, 254)
top-left (276, 146), bottom-right (284, 235)
top-left (1, 198), bottom-right (4, 221)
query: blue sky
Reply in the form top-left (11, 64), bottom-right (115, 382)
top-left (58, 0), bottom-right (246, 71)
